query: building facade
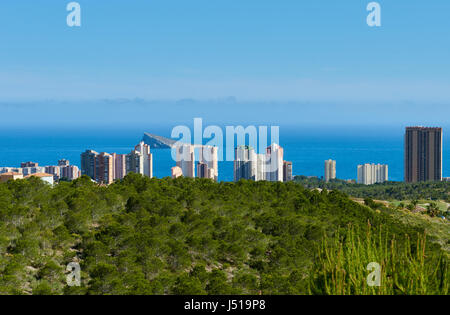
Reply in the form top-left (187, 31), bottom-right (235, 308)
top-left (357, 163), bottom-right (388, 185)
top-left (0, 172), bottom-right (23, 183)
top-left (283, 161), bottom-right (293, 182)
top-left (45, 165), bottom-right (61, 181)
top-left (234, 145), bottom-right (257, 181)
top-left (81, 150), bottom-right (99, 179)
top-left (198, 145), bottom-right (218, 181)
top-left (171, 166), bottom-right (183, 179)
top-left (324, 159), bottom-right (336, 182)
top-left (95, 153), bottom-right (114, 184)
top-left (265, 143), bottom-right (284, 182)
top-left (24, 173), bottom-right (54, 185)
top-left (405, 127), bottom-right (443, 182)
top-left (175, 144), bottom-right (195, 178)
top-left (21, 161), bottom-right (39, 168)
top-left (60, 165), bottom-right (80, 181)
top-left (112, 153), bottom-right (127, 180)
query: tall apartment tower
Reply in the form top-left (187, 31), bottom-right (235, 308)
top-left (175, 144), bottom-right (195, 178)
top-left (265, 143), bottom-right (284, 182)
top-left (60, 165), bottom-right (80, 181)
top-left (283, 161), bottom-right (293, 182)
top-left (95, 152), bottom-right (114, 184)
top-left (233, 145), bottom-right (267, 182)
top-left (126, 142), bottom-right (153, 178)
top-left (324, 159), bottom-right (336, 182)
top-left (81, 150), bottom-right (99, 179)
top-left (196, 162), bottom-right (209, 179)
top-left (58, 159), bottom-right (70, 167)
top-left (112, 153), bottom-right (127, 180)
top-left (199, 145), bottom-right (219, 181)
top-left (234, 145), bottom-right (257, 181)
top-left (357, 163), bottom-right (388, 185)
top-left (404, 127), bottom-right (443, 182)
top-left (81, 150), bottom-right (117, 184)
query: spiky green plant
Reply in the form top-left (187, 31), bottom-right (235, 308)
top-left (310, 223), bottom-right (449, 295)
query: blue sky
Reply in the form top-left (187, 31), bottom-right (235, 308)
top-left (1, 1), bottom-right (450, 126)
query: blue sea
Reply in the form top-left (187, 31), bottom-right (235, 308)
top-left (0, 126), bottom-right (448, 182)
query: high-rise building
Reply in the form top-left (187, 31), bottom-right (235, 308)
top-left (233, 145), bottom-right (268, 181)
top-left (175, 144), bottom-right (195, 178)
top-left (234, 144), bottom-right (289, 182)
top-left (58, 159), bottom-right (70, 167)
top-left (324, 159), bottom-right (336, 182)
top-left (81, 150), bottom-right (114, 184)
top-left (60, 165), bottom-right (80, 181)
top-left (199, 146), bottom-right (218, 181)
top-left (45, 165), bottom-right (61, 181)
top-left (95, 152), bottom-right (114, 184)
top-left (21, 161), bottom-right (39, 168)
top-left (357, 163), bottom-right (388, 185)
top-left (112, 153), bottom-right (127, 180)
top-left (265, 143), bottom-right (284, 182)
top-left (81, 150), bottom-right (99, 179)
top-left (256, 154), bottom-right (266, 181)
top-left (196, 162), bottom-right (209, 179)
top-left (126, 142), bottom-right (153, 178)
top-left (283, 161), bottom-right (293, 182)
top-left (234, 145), bottom-right (257, 181)
top-left (405, 127), bottom-right (443, 182)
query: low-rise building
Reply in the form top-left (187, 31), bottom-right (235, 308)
top-left (171, 166), bottom-right (183, 179)
top-left (24, 173), bottom-right (54, 185)
top-left (0, 172), bottom-right (24, 183)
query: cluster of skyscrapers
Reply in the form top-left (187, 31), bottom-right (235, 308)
top-left (233, 143), bottom-right (293, 182)
top-left (81, 141), bottom-right (153, 184)
top-left (323, 126), bottom-right (443, 185)
top-left (0, 126), bottom-right (444, 187)
top-left (171, 144), bottom-right (219, 181)
top-left (0, 160), bottom-right (80, 183)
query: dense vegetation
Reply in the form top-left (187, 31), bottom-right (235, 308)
top-left (295, 176), bottom-right (450, 202)
top-left (0, 175), bottom-right (448, 295)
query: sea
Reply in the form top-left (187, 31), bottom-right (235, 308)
top-left (0, 125), bottom-right (448, 182)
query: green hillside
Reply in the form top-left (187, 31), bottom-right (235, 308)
top-left (0, 174), bottom-right (448, 295)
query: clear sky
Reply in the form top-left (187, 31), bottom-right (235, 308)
top-left (1, 0), bottom-right (450, 126)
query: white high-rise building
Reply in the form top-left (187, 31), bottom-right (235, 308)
top-left (126, 141), bottom-right (153, 178)
top-left (265, 143), bottom-right (284, 182)
top-left (233, 146), bottom-right (267, 182)
top-left (199, 145), bottom-right (219, 181)
top-left (234, 146), bottom-right (256, 181)
top-left (256, 154), bottom-right (266, 181)
top-left (324, 159), bottom-right (336, 182)
top-left (357, 163), bottom-right (388, 185)
top-left (175, 144), bottom-right (195, 178)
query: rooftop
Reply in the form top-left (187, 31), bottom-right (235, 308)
top-left (24, 173), bottom-right (54, 178)
top-left (0, 172), bottom-right (22, 176)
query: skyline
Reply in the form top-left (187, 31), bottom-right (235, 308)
top-left (0, 126), bottom-right (447, 182)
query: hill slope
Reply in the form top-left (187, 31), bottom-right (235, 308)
top-left (0, 175), bottom-right (447, 295)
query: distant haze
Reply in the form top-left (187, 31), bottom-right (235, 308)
top-left (0, 99), bottom-right (448, 130)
